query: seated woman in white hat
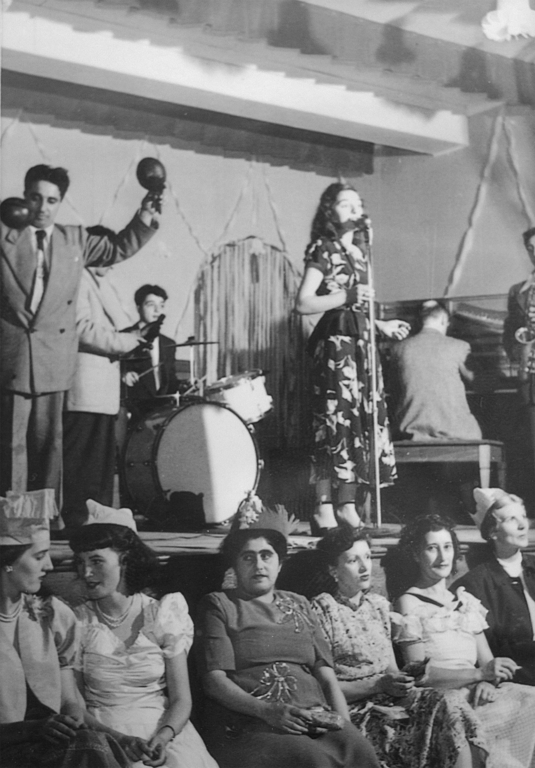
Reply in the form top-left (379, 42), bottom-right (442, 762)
top-left (452, 487), bottom-right (535, 685)
top-left (69, 500), bottom-right (218, 768)
top-left (0, 489), bottom-right (129, 768)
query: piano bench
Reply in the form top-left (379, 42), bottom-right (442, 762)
top-left (393, 440), bottom-right (506, 489)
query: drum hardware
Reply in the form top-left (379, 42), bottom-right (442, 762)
top-left (204, 370), bottom-right (273, 425)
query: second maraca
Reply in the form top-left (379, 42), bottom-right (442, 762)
top-left (136, 158), bottom-right (166, 214)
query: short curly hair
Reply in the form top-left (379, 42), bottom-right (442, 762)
top-left (382, 514), bottom-right (461, 601)
top-left (24, 164), bottom-right (70, 199)
top-left (220, 529), bottom-right (287, 570)
top-left (316, 524), bottom-right (371, 567)
top-left (69, 524), bottom-right (159, 595)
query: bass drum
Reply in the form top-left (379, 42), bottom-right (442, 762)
top-left (124, 401), bottom-right (260, 524)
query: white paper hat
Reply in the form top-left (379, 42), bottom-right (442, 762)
top-left (472, 487), bottom-right (508, 529)
top-left (0, 489), bottom-right (58, 545)
top-left (84, 499), bottom-right (137, 532)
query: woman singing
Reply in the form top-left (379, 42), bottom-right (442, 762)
top-left (295, 183), bottom-right (409, 533)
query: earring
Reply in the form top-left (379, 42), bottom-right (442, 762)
top-left (5, 566), bottom-right (13, 573)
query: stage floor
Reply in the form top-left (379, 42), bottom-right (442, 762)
top-left (50, 521), bottom-right (535, 567)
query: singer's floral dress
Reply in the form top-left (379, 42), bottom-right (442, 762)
top-left (304, 235), bottom-right (396, 502)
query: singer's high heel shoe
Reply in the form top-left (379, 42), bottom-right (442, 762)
top-left (309, 503), bottom-right (337, 537)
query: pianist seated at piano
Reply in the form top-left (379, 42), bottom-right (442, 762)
top-left (389, 300), bottom-right (482, 441)
top-left (122, 284), bottom-right (179, 420)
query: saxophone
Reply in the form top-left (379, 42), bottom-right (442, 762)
top-left (514, 283), bottom-right (535, 379)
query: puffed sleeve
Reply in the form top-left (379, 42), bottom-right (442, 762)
top-left (195, 593), bottom-right (236, 673)
top-left (304, 239), bottom-right (330, 274)
top-left (152, 592), bottom-right (193, 658)
top-left (49, 597), bottom-right (80, 669)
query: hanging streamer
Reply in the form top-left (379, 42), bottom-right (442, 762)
top-left (504, 117), bottom-right (535, 225)
top-left (444, 111), bottom-right (504, 297)
top-left (194, 237), bottom-right (310, 451)
top-left (1, 109), bottom-right (22, 144)
top-left (261, 164), bottom-right (288, 254)
top-left (208, 162), bottom-right (254, 255)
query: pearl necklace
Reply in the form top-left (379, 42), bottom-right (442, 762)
top-left (95, 596), bottom-right (135, 629)
top-left (0, 599), bottom-right (22, 622)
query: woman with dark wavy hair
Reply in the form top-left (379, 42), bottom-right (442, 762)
top-left (388, 513), bottom-right (535, 768)
top-left (69, 501), bottom-right (218, 768)
top-left (295, 182), bottom-right (409, 533)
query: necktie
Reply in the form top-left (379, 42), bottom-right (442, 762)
top-left (30, 230), bottom-right (47, 314)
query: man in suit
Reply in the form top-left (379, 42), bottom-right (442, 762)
top-left (122, 284), bottom-right (179, 421)
top-left (0, 164), bottom-right (160, 504)
top-left (503, 226), bottom-right (535, 491)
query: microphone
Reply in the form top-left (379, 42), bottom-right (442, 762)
top-left (353, 215), bottom-right (372, 244)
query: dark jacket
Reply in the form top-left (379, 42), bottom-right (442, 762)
top-left (452, 554), bottom-right (535, 685)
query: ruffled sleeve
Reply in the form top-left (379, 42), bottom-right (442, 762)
top-left (152, 592), bottom-right (193, 658)
top-left (49, 596), bottom-right (80, 669)
top-left (390, 611), bottom-right (424, 644)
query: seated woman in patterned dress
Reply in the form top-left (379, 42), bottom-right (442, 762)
top-left (312, 525), bottom-right (486, 768)
top-left (69, 500), bottom-right (218, 768)
top-left (0, 490), bottom-right (129, 768)
top-left (195, 515), bottom-right (381, 768)
top-left (388, 513), bottom-right (535, 768)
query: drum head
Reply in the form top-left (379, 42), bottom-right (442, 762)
top-left (155, 402), bottom-right (259, 524)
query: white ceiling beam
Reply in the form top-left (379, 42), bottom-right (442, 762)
top-left (3, 5), bottom-right (470, 155)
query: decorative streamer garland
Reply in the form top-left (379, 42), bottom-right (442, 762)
top-left (503, 117), bottom-right (535, 226)
top-left (444, 110), bottom-right (504, 297)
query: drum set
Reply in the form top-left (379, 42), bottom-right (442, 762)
top-left (123, 367), bottom-right (273, 529)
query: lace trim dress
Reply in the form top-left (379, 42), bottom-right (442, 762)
top-left (312, 590), bottom-right (491, 768)
top-left (305, 236), bottom-right (396, 495)
top-left (392, 588), bottom-right (535, 768)
top-left (75, 592), bottom-right (218, 768)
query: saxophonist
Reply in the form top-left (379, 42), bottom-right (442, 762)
top-left (503, 226), bottom-right (535, 494)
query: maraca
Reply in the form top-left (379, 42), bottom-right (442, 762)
top-left (136, 158), bottom-right (166, 214)
top-left (0, 197), bottom-right (31, 230)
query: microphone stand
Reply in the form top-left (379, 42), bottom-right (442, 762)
top-left (362, 222), bottom-right (382, 528)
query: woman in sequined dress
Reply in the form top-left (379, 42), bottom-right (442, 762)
top-left (196, 526), bottom-right (380, 768)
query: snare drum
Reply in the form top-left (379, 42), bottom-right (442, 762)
top-left (124, 401), bottom-right (260, 524)
top-left (204, 370), bottom-right (273, 424)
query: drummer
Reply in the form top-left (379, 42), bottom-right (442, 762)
top-left (122, 284), bottom-right (180, 421)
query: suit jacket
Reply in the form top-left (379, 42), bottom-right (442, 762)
top-left (123, 327), bottom-right (179, 404)
top-left (65, 269), bottom-right (141, 415)
top-left (452, 554), bottom-right (535, 685)
top-left (0, 215), bottom-right (156, 395)
top-left (503, 279), bottom-right (531, 364)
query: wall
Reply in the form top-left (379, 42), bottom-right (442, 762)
top-left (360, 112), bottom-right (535, 305)
top-left (2, 101), bottom-right (535, 347)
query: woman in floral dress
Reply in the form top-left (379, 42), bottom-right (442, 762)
top-left (312, 525), bottom-right (487, 768)
top-left (195, 525), bottom-right (380, 768)
top-left (295, 183), bottom-right (409, 531)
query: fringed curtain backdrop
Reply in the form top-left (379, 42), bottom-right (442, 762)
top-left (194, 236), bottom-right (310, 450)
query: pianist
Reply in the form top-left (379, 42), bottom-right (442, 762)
top-left (389, 300), bottom-right (482, 441)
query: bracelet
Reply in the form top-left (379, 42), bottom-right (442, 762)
top-left (159, 724), bottom-right (176, 739)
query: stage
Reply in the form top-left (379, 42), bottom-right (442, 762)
top-left (47, 522), bottom-right (535, 611)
